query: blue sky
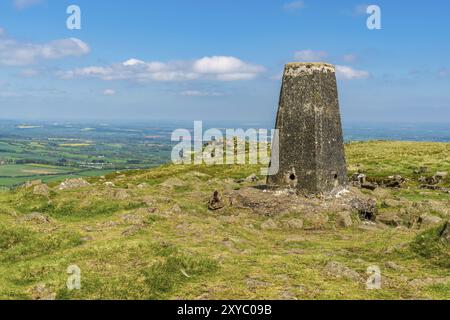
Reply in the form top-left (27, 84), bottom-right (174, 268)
top-left (0, 0), bottom-right (449, 123)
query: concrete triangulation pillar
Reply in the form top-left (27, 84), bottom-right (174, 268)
top-left (267, 62), bottom-right (348, 195)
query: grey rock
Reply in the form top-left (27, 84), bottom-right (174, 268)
top-left (336, 212), bottom-right (353, 228)
top-left (350, 197), bottom-right (377, 221)
top-left (208, 191), bottom-right (226, 211)
top-left (59, 178), bottom-right (90, 190)
top-left (419, 214), bottom-right (443, 228)
top-left (377, 212), bottom-right (402, 227)
top-left (324, 261), bottom-right (361, 281)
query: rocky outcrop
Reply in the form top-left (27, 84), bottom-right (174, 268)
top-left (336, 212), bottom-right (353, 228)
top-left (33, 184), bottom-right (50, 197)
top-left (208, 191), bottom-right (226, 211)
top-left (350, 197), bottom-right (377, 221)
top-left (419, 214), bottom-right (443, 229)
top-left (59, 178), bottom-right (90, 190)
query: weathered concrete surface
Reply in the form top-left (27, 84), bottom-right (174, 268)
top-left (267, 62), bottom-right (348, 194)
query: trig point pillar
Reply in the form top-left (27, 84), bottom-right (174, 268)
top-left (267, 62), bottom-right (348, 194)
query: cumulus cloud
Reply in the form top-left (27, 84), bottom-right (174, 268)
top-left (103, 89), bottom-right (116, 96)
top-left (336, 65), bottom-right (370, 80)
top-left (60, 56), bottom-right (265, 82)
top-left (0, 30), bottom-right (90, 66)
top-left (283, 1), bottom-right (305, 12)
top-left (13, 0), bottom-right (43, 10)
top-left (294, 50), bottom-right (328, 62)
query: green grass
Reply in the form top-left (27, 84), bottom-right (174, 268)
top-left (0, 141), bottom-right (448, 300)
top-left (410, 223), bottom-right (450, 268)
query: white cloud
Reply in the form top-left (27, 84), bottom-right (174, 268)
top-left (283, 1), bottom-right (305, 12)
top-left (61, 56), bottom-right (265, 82)
top-left (180, 90), bottom-right (224, 97)
top-left (294, 50), bottom-right (328, 62)
top-left (336, 65), bottom-right (370, 80)
top-left (0, 30), bottom-right (90, 66)
top-left (103, 89), bottom-right (116, 96)
top-left (13, 0), bottom-right (43, 10)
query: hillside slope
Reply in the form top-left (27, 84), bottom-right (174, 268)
top-left (0, 141), bottom-right (449, 300)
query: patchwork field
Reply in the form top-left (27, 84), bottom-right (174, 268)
top-left (0, 141), bottom-right (448, 300)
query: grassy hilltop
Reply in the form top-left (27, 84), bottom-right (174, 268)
top-left (0, 141), bottom-right (449, 300)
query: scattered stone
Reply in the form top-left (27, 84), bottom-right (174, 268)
top-left (384, 175), bottom-right (406, 188)
top-left (284, 219), bottom-right (304, 230)
top-left (20, 212), bottom-right (51, 224)
top-left (59, 178), bottom-right (90, 190)
top-left (419, 214), bottom-right (443, 228)
top-left (208, 191), bottom-right (226, 211)
top-left (350, 197), bottom-right (377, 221)
top-left (261, 219), bottom-right (278, 230)
top-left (352, 173), bottom-right (366, 186)
top-left (29, 284), bottom-right (56, 300)
top-left (336, 212), bottom-right (353, 228)
top-left (137, 182), bottom-right (149, 189)
top-left (33, 184), bottom-right (50, 197)
top-left (324, 261), bottom-right (361, 282)
top-left (104, 181), bottom-right (115, 187)
top-left (385, 261), bottom-right (402, 270)
top-left (376, 212), bottom-right (402, 227)
top-left (245, 174), bottom-right (258, 183)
